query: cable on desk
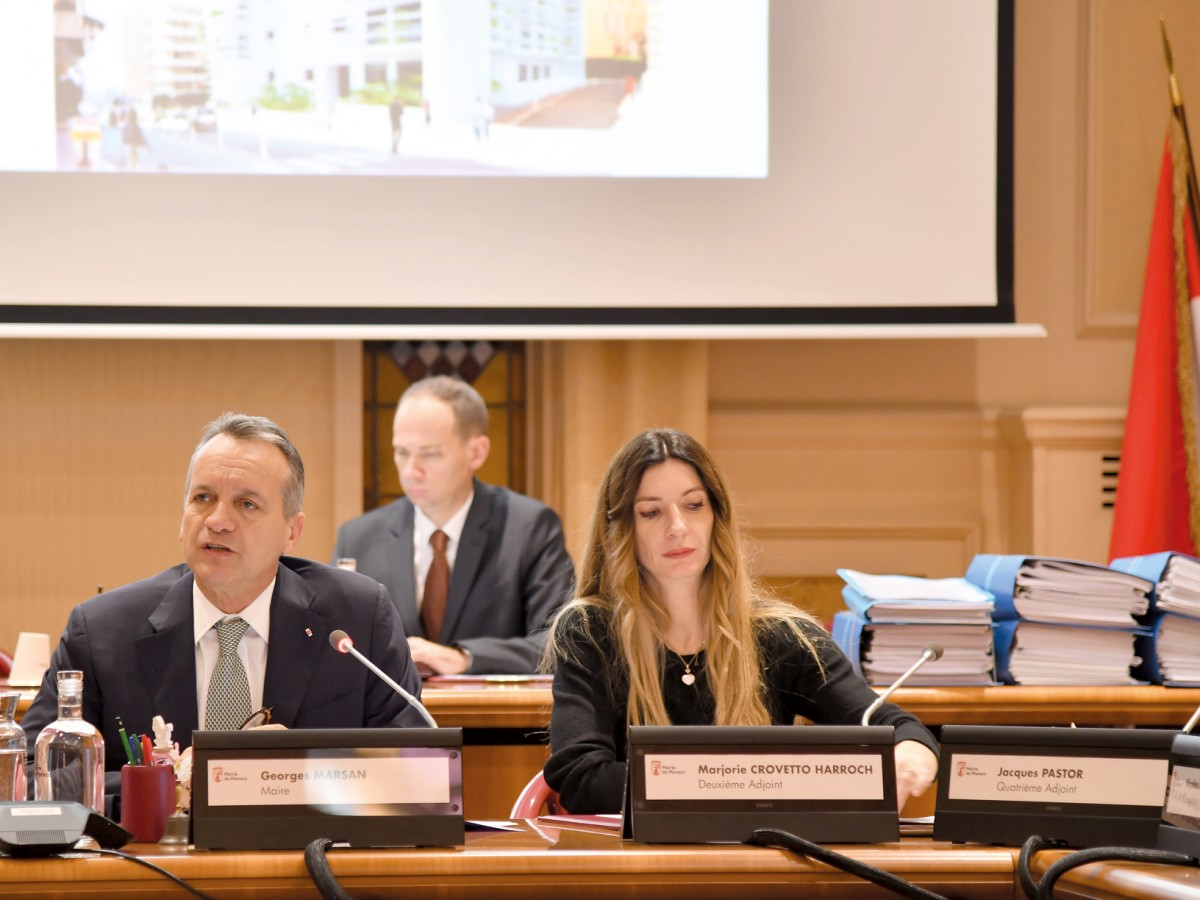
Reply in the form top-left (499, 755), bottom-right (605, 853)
top-left (85, 848), bottom-right (217, 899)
top-left (1016, 837), bottom-right (1197, 900)
top-left (304, 837), bottom-right (353, 900)
top-left (1016, 834), bottom-right (1065, 899)
top-left (747, 828), bottom-right (949, 900)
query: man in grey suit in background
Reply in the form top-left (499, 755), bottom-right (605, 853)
top-left (333, 376), bottom-right (574, 675)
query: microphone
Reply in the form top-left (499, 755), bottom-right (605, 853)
top-left (1184, 703), bottom-right (1200, 735)
top-left (328, 629), bottom-right (438, 728)
top-left (860, 643), bottom-right (943, 727)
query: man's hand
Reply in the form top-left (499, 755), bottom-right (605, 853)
top-left (408, 636), bottom-right (471, 675)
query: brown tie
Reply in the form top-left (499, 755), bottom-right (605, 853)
top-left (421, 529), bottom-right (450, 639)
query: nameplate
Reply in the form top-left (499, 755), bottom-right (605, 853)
top-left (1158, 733), bottom-right (1200, 857)
top-left (206, 753), bottom-right (453, 808)
top-left (625, 725), bottom-right (897, 844)
top-left (944, 753), bottom-right (1165, 805)
top-left (933, 725), bottom-right (1173, 849)
top-left (642, 753), bottom-right (884, 802)
top-left (192, 727), bottom-right (464, 849)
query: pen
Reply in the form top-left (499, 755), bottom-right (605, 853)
top-left (116, 717), bottom-right (134, 766)
top-left (129, 733), bottom-right (143, 766)
top-left (141, 735), bottom-right (153, 767)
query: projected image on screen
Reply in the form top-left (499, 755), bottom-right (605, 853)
top-left (33, 0), bottom-right (766, 177)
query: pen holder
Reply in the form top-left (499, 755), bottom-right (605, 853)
top-left (120, 764), bottom-right (176, 843)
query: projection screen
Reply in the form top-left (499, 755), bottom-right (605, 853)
top-left (0, 0), bottom-right (1013, 337)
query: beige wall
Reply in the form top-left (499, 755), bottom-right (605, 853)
top-left (0, 340), bottom-right (360, 655)
top-left (0, 1), bottom-right (1192, 650)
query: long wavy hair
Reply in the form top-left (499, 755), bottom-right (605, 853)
top-left (546, 428), bottom-right (823, 727)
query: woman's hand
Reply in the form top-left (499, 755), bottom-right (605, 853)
top-left (894, 740), bottom-right (939, 812)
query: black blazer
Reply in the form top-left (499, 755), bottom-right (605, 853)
top-left (20, 557), bottom-right (425, 800)
top-left (332, 480), bottom-right (575, 673)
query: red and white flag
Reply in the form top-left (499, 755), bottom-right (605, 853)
top-left (1109, 123), bottom-right (1200, 560)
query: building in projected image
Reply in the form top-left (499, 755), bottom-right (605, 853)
top-left (53, 0), bottom-right (105, 125)
top-left (585, 0), bottom-right (647, 61)
top-left (146, 5), bottom-right (209, 108)
top-left (204, 0), bottom-right (586, 129)
top-left (48, 0), bottom-right (683, 174)
top-left (63, 2), bottom-right (209, 115)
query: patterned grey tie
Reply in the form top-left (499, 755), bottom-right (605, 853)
top-left (205, 617), bottom-right (253, 730)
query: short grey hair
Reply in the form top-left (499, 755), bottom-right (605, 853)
top-left (185, 413), bottom-right (305, 517)
top-left (397, 376), bottom-right (489, 437)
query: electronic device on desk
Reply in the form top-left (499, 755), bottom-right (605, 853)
top-left (191, 727), bottom-right (464, 850)
top-left (933, 724), bottom-right (1174, 848)
top-left (1157, 732), bottom-right (1200, 856)
top-left (0, 801), bottom-right (131, 857)
top-left (622, 724), bottom-right (898, 844)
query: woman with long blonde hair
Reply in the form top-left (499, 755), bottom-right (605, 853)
top-left (543, 428), bottom-right (938, 814)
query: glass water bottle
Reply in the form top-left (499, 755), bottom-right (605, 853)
top-left (34, 670), bottom-right (104, 813)
top-left (0, 692), bottom-right (26, 801)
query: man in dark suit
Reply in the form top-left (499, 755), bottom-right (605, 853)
top-left (21, 413), bottom-right (424, 803)
top-left (333, 376), bottom-right (574, 674)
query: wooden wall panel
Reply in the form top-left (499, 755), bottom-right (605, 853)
top-left (1080, 0), bottom-right (1200, 333)
top-left (0, 339), bottom-right (357, 657)
top-left (1023, 407), bottom-right (1123, 561)
top-left (709, 409), bottom-right (1000, 585)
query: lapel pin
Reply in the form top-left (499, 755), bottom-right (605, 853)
top-left (305, 627), bottom-right (313, 637)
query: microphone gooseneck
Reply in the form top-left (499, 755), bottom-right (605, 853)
top-left (1184, 703), bottom-right (1200, 735)
top-left (860, 643), bottom-right (944, 727)
top-left (328, 629), bottom-right (438, 728)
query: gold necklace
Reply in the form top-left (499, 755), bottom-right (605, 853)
top-left (680, 644), bottom-right (705, 686)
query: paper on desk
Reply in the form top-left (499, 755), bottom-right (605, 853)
top-left (1008, 622), bottom-right (1142, 685)
top-left (860, 622), bottom-right (995, 685)
top-left (1147, 614), bottom-right (1200, 683)
top-left (1011, 560), bottom-right (1151, 626)
top-left (839, 570), bottom-right (994, 603)
top-left (535, 814), bottom-right (623, 836)
top-left (1159, 556), bottom-right (1200, 617)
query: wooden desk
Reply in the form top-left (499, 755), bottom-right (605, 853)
top-left (421, 683), bottom-right (1200, 820)
top-left (423, 682), bottom-right (551, 729)
top-left (17, 682), bottom-right (1200, 820)
top-left (1030, 849), bottom-right (1200, 898)
top-left (0, 828), bottom-right (1020, 899)
top-left (422, 683), bottom-right (1200, 729)
top-left (892, 685), bottom-right (1200, 728)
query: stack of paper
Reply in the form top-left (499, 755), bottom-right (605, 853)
top-left (838, 569), bottom-right (995, 623)
top-left (1111, 551), bottom-right (1200, 619)
top-left (1014, 560), bottom-right (1150, 624)
top-left (967, 555), bottom-right (1154, 685)
top-left (1156, 556), bottom-right (1200, 617)
top-left (831, 570), bottom-right (996, 686)
top-left (1132, 611), bottom-right (1200, 686)
top-left (1147, 614), bottom-right (1200, 684)
top-left (997, 621), bottom-right (1142, 686)
top-left (855, 620), bottom-right (995, 686)
top-left (1111, 552), bottom-right (1200, 685)
top-left (968, 556), bottom-right (1151, 626)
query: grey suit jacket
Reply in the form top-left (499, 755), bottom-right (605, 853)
top-left (332, 480), bottom-right (575, 673)
top-left (21, 557), bottom-right (425, 801)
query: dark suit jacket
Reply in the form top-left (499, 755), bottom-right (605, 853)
top-left (332, 480), bottom-right (574, 673)
top-left (21, 557), bottom-right (425, 801)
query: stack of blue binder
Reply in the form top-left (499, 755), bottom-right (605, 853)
top-left (1111, 551), bottom-right (1200, 685)
top-left (965, 554), bottom-right (1153, 685)
top-left (831, 569), bottom-right (996, 686)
